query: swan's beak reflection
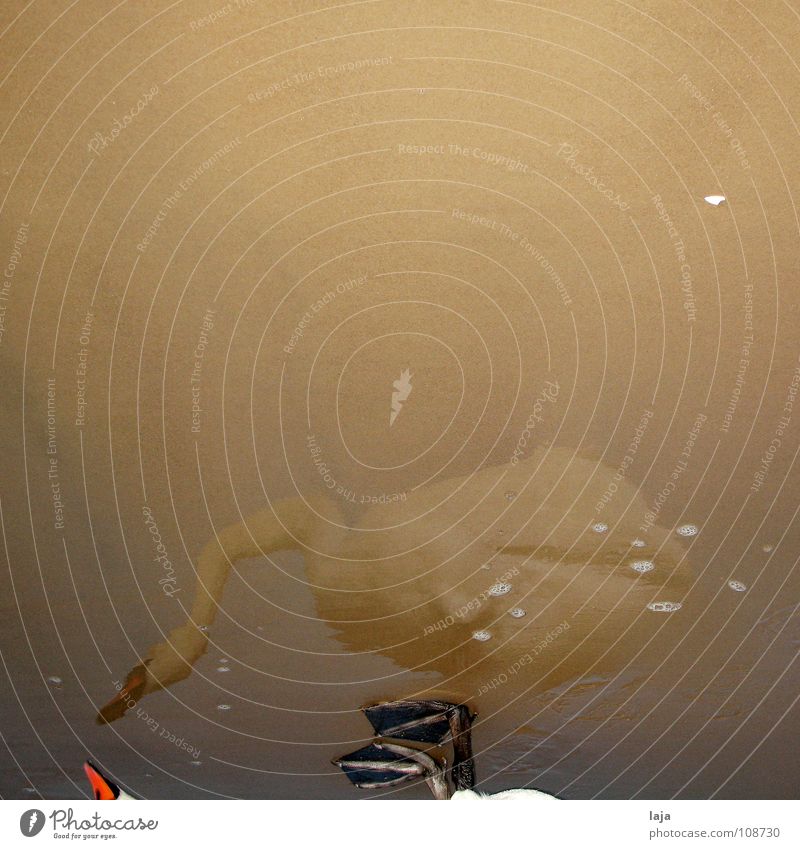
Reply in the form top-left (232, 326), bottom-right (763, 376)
top-left (96, 664), bottom-right (148, 725)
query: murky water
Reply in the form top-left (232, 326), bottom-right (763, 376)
top-left (2, 1), bottom-right (800, 800)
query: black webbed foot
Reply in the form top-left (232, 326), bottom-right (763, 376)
top-left (333, 743), bottom-right (427, 788)
top-left (363, 698), bottom-right (474, 745)
top-left (333, 741), bottom-right (449, 799)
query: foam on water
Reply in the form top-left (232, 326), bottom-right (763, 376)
top-left (632, 538), bottom-right (646, 548)
top-left (592, 522), bottom-right (609, 533)
top-left (676, 523), bottom-right (699, 537)
top-left (217, 666), bottom-right (230, 672)
top-left (647, 601), bottom-right (682, 613)
top-left (630, 560), bottom-right (655, 573)
top-left (728, 580), bottom-right (747, 592)
top-left (489, 582), bottom-right (512, 596)
top-left (47, 676), bottom-right (62, 685)
top-left (509, 608), bottom-right (526, 618)
top-left (505, 490), bottom-right (517, 501)
top-left (217, 704), bottom-right (231, 710)
top-left (472, 630), bottom-right (492, 641)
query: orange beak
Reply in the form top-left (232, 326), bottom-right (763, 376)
top-left (83, 760), bottom-right (120, 800)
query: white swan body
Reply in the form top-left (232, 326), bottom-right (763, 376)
top-left (451, 788), bottom-right (559, 802)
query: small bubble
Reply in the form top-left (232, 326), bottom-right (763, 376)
top-left (632, 539), bottom-right (646, 548)
top-left (504, 490), bottom-right (517, 501)
top-left (217, 666), bottom-right (230, 673)
top-left (509, 608), bottom-right (526, 618)
top-left (762, 544), bottom-right (774, 553)
top-left (219, 658), bottom-right (229, 664)
top-left (728, 580), bottom-right (747, 592)
top-left (488, 582), bottom-right (512, 596)
top-left (480, 564), bottom-right (491, 570)
top-left (592, 522), bottom-right (608, 533)
top-left (190, 761), bottom-right (202, 767)
top-left (217, 704), bottom-right (231, 711)
top-left (47, 676), bottom-right (62, 686)
top-left (22, 787), bottom-right (36, 795)
top-left (676, 524), bottom-right (698, 537)
top-left (631, 560), bottom-right (655, 573)
top-left (472, 630), bottom-right (492, 642)
top-left (647, 601), bottom-right (682, 613)
top-left (198, 625), bottom-right (209, 633)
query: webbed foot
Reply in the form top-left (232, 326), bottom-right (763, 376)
top-left (333, 741), bottom-right (449, 799)
top-left (363, 698), bottom-right (475, 744)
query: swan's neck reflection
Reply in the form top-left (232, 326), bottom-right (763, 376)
top-left (99, 448), bottom-right (692, 725)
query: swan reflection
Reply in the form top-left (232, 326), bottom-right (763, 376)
top-left (99, 447), bottom-right (693, 727)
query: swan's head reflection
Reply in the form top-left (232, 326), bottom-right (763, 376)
top-left (97, 623), bottom-right (208, 723)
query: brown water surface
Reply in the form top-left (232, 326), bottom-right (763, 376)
top-left (1, 0), bottom-right (799, 800)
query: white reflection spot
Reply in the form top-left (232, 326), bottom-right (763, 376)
top-left (647, 601), bottom-right (682, 613)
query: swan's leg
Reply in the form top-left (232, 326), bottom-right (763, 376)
top-left (447, 704), bottom-right (476, 791)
